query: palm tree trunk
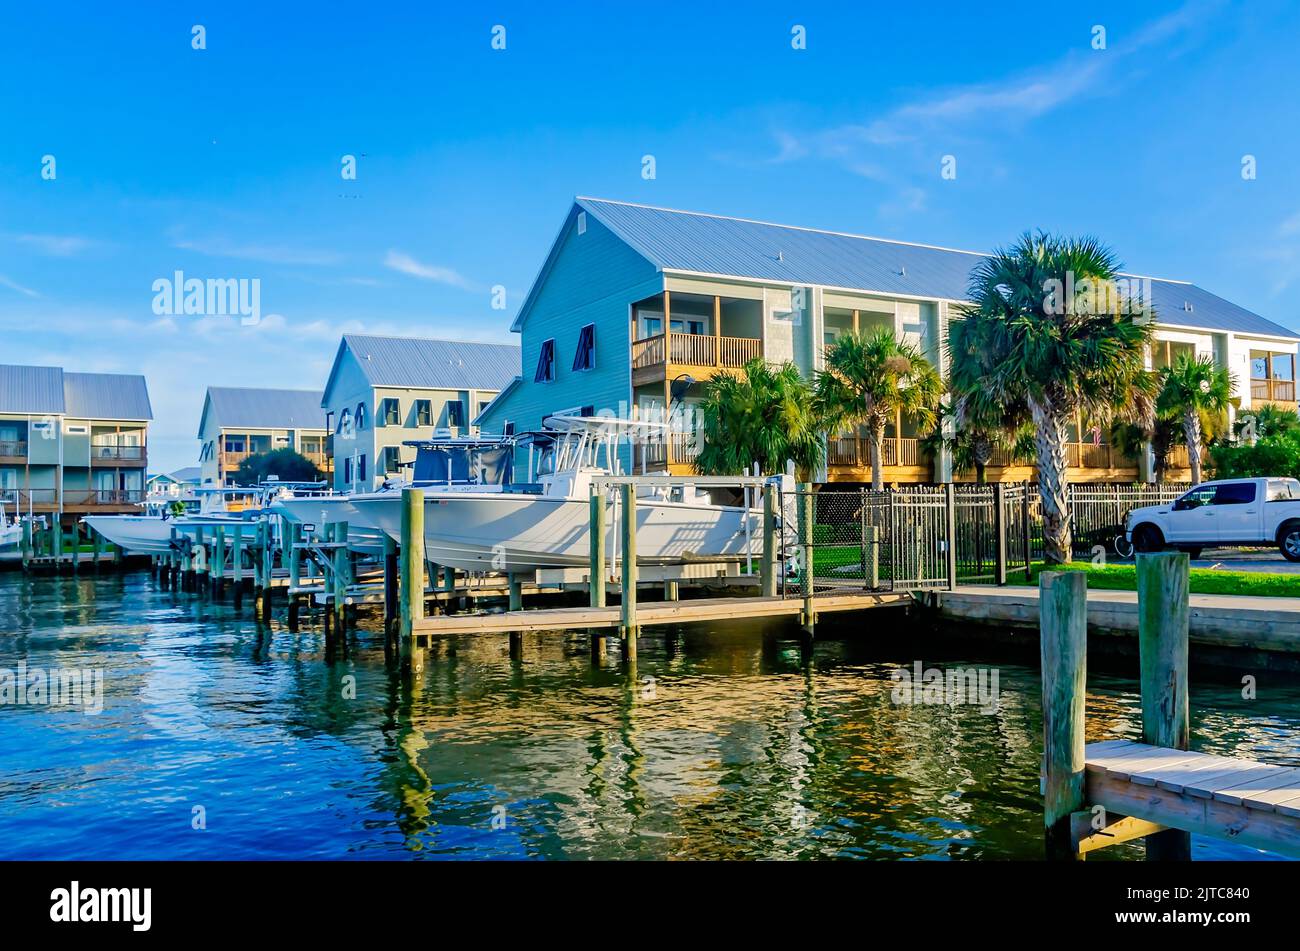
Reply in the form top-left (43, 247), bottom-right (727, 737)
top-left (868, 422), bottom-right (885, 492)
top-left (1184, 410), bottom-right (1203, 485)
top-left (1029, 395), bottom-right (1072, 565)
top-left (973, 434), bottom-right (992, 486)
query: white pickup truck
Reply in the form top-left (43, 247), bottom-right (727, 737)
top-left (1125, 477), bottom-right (1300, 561)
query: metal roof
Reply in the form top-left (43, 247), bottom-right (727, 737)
top-left (575, 198), bottom-right (1298, 340)
top-left (0, 364), bottom-right (66, 414)
top-left (328, 334), bottom-right (520, 399)
top-left (63, 371), bottom-right (153, 420)
top-left (168, 466), bottom-right (201, 483)
top-left (199, 386), bottom-right (327, 436)
top-left (0, 364), bottom-right (154, 418)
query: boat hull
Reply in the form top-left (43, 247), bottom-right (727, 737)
top-left (272, 497), bottom-right (388, 555)
top-left (350, 492), bottom-right (761, 573)
top-left (80, 515), bottom-right (178, 555)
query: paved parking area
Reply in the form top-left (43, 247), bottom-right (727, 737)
top-left (1112, 549), bottom-right (1300, 574)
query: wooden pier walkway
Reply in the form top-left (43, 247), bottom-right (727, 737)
top-left (410, 591), bottom-right (908, 639)
top-left (1080, 740), bottom-right (1300, 857)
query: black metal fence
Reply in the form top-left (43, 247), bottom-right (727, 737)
top-left (783, 481), bottom-right (1193, 596)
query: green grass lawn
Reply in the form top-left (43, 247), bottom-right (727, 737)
top-left (1027, 561), bottom-right (1300, 598)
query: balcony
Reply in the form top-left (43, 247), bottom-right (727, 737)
top-left (1251, 377), bottom-right (1296, 406)
top-left (632, 332), bottom-right (762, 385)
top-left (63, 489), bottom-right (146, 508)
top-left (0, 439), bottom-right (26, 460)
top-left (220, 450), bottom-right (252, 470)
top-left (91, 444), bottom-right (146, 465)
top-left (631, 432), bottom-right (700, 473)
top-left (0, 489), bottom-right (58, 510)
top-left (827, 436), bottom-right (924, 469)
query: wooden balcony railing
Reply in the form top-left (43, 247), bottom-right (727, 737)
top-left (632, 332), bottom-right (762, 371)
top-left (0, 489), bottom-right (58, 507)
top-left (220, 450), bottom-right (252, 470)
top-left (1065, 442), bottom-right (1137, 469)
top-left (827, 437), bottom-right (922, 468)
top-left (0, 440), bottom-right (26, 457)
top-left (91, 444), bottom-right (145, 461)
top-left (632, 432), bottom-right (700, 471)
top-left (60, 489), bottom-right (146, 506)
top-left (1251, 378), bottom-right (1297, 403)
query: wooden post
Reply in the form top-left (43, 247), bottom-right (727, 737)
top-left (399, 488), bottom-right (426, 672)
top-left (799, 483), bottom-right (814, 635)
top-left (1136, 550), bottom-right (1193, 861)
top-left (1021, 483), bottom-right (1032, 582)
top-left (91, 526), bottom-right (102, 571)
top-left (994, 482), bottom-right (1008, 586)
top-left (383, 534), bottom-right (398, 645)
top-left (619, 483), bottom-right (638, 656)
top-left (589, 490), bottom-right (606, 608)
top-left (232, 524), bottom-right (244, 610)
top-left (1040, 570), bottom-right (1088, 861)
top-left (761, 485), bottom-right (777, 598)
top-left (287, 522), bottom-right (303, 630)
top-left (21, 518), bottom-right (32, 572)
top-left (212, 526), bottom-right (225, 599)
top-left (862, 525), bottom-right (879, 590)
top-left (508, 573), bottom-right (523, 612)
top-left (332, 521), bottom-right (350, 633)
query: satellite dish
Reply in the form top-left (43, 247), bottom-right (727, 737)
top-left (669, 374), bottom-right (695, 406)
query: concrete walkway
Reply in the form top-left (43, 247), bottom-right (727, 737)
top-left (935, 585), bottom-right (1300, 654)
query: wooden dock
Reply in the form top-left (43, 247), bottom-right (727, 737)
top-left (1079, 739), bottom-right (1300, 857)
top-left (410, 591), bottom-right (907, 640)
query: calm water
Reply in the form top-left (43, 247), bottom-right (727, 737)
top-left (1, 569), bottom-right (1297, 860)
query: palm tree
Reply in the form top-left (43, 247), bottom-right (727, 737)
top-left (945, 313), bottom-right (1034, 483)
top-left (694, 357), bottom-right (825, 480)
top-left (815, 328), bottom-right (942, 491)
top-left (960, 232), bottom-right (1153, 564)
top-left (1157, 353), bottom-right (1235, 484)
top-left (1232, 402), bottom-right (1300, 443)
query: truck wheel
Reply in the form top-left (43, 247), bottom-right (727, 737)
top-left (1183, 547), bottom-right (1202, 560)
top-left (1132, 524), bottom-right (1164, 553)
top-left (1279, 523), bottom-right (1300, 562)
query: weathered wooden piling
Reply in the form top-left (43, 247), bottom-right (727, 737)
top-left (798, 482), bottom-right (815, 635)
top-left (21, 518), bottom-right (32, 572)
top-left (1040, 569), bottom-right (1088, 861)
top-left (287, 522), bottom-right (303, 630)
top-left (1136, 550), bottom-right (1192, 861)
top-left (761, 486), bottom-right (777, 598)
top-left (618, 483), bottom-right (637, 658)
top-left (232, 524), bottom-right (245, 609)
top-left (399, 488), bottom-right (426, 672)
top-left (589, 490), bottom-right (606, 608)
top-left (211, 526), bottom-right (225, 599)
top-left (383, 534), bottom-right (398, 644)
top-left (331, 520), bottom-right (350, 633)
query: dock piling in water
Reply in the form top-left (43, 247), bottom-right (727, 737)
top-left (619, 483), bottom-right (638, 657)
top-left (399, 488), bottom-right (426, 673)
top-left (1040, 569), bottom-right (1088, 861)
top-left (1136, 550), bottom-right (1193, 861)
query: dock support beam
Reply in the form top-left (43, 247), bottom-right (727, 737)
top-left (618, 483), bottom-right (637, 658)
top-left (589, 490), bottom-right (606, 608)
top-left (399, 489), bottom-right (426, 673)
top-left (798, 482), bottom-right (814, 636)
top-left (761, 486), bottom-right (777, 598)
top-left (232, 525), bottom-right (244, 610)
top-left (1040, 570), bottom-right (1087, 861)
top-left (1137, 551), bottom-right (1193, 861)
top-left (383, 534), bottom-right (398, 646)
top-left (212, 527), bottom-right (225, 600)
top-left (331, 521), bottom-right (350, 636)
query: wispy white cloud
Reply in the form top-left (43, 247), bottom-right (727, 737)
top-left (0, 275), bottom-right (40, 298)
top-left (173, 236), bottom-right (342, 266)
top-left (763, 0), bottom-right (1223, 214)
top-left (383, 250), bottom-right (477, 290)
top-left (8, 233), bottom-right (97, 256)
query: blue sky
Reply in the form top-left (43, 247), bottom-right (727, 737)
top-left (2, 0), bottom-right (1299, 471)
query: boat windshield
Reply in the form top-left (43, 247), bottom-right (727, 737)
top-left (532, 416), bottom-right (669, 478)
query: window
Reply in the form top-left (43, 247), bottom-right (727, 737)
top-left (573, 323), bottom-right (596, 371)
top-left (1174, 485), bottom-right (1216, 510)
top-left (414, 399), bottom-right (432, 427)
top-left (1267, 479), bottom-right (1300, 501)
top-left (447, 400), bottom-right (465, 427)
top-left (381, 446), bottom-right (402, 474)
top-left (503, 421), bottom-right (515, 436)
top-left (66, 425), bottom-right (88, 435)
top-left (355, 402), bottom-right (367, 430)
top-left (1214, 482), bottom-right (1256, 505)
top-left (358, 454), bottom-right (367, 483)
top-left (577, 211), bottom-right (587, 235)
top-left (337, 409), bottom-right (352, 438)
top-left (535, 338), bottom-right (555, 383)
top-left (377, 398), bottom-right (400, 426)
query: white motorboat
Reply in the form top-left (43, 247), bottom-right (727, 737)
top-left (348, 417), bottom-right (778, 573)
top-left (273, 436), bottom-right (513, 556)
top-left (82, 484), bottom-right (285, 555)
top-left (0, 502), bottom-right (22, 550)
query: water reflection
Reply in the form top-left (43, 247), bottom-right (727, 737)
top-left (0, 571), bottom-right (1296, 860)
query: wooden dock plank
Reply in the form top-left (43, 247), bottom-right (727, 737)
top-left (410, 592), bottom-right (909, 637)
top-left (1083, 742), bottom-right (1300, 857)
